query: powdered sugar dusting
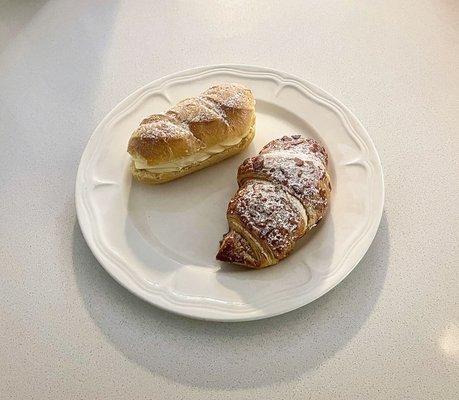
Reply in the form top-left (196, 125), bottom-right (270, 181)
top-left (219, 135), bottom-right (331, 266)
top-left (168, 97), bottom-right (227, 124)
top-left (227, 179), bottom-right (304, 259)
top-left (238, 136), bottom-right (331, 226)
top-left (138, 119), bottom-right (190, 140)
top-left (134, 83), bottom-right (253, 144)
top-left (202, 83), bottom-right (253, 109)
top-left (195, 97), bottom-right (228, 123)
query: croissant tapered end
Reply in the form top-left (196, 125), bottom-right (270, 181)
top-left (216, 231), bottom-right (263, 269)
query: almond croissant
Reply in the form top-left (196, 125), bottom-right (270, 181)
top-left (216, 135), bottom-right (331, 268)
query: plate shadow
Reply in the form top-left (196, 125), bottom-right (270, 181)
top-left (72, 212), bottom-right (389, 389)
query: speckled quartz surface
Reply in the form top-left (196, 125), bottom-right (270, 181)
top-left (1, 1), bottom-right (458, 399)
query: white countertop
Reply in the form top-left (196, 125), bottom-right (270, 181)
top-left (1, 0), bottom-right (457, 399)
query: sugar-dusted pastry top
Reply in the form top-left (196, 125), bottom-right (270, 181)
top-left (227, 179), bottom-right (306, 259)
top-left (237, 135), bottom-right (330, 227)
top-left (217, 135), bottom-right (331, 269)
top-left (127, 83), bottom-right (255, 169)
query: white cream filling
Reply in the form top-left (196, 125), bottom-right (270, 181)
top-left (133, 133), bottom-right (248, 173)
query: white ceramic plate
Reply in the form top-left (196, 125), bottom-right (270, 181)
top-left (76, 65), bottom-right (384, 321)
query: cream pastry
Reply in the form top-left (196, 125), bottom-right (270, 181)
top-left (127, 83), bottom-right (255, 184)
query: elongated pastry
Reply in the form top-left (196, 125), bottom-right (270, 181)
top-left (127, 83), bottom-right (255, 183)
top-left (216, 135), bottom-right (331, 268)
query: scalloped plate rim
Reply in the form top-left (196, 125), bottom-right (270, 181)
top-left (75, 64), bottom-right (384, 321)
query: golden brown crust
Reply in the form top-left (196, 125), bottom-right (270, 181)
top-left (238, 135), bottom-right (330, 227)
top-left (131, 124), bottom-right (254, 184)
top-left (127, 83), bottom-right (255, 170)
top-left (217, 231), bottom-right (260, 268)
top-left (219, 180), bottom-right (307, 268)
top-left (217, 135), bottom-right (331, 269)
top-left (128, 119), bottom-right (204, 164)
